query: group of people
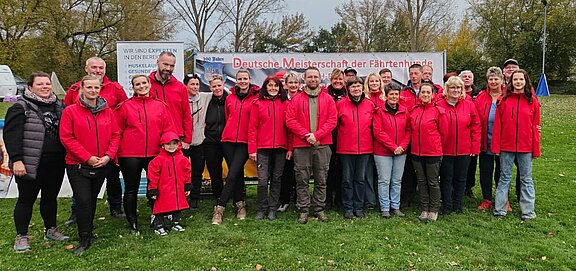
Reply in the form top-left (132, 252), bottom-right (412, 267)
top-left (4, 52), bottom-right (541, 255)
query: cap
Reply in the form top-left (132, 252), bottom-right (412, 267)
top-left (344, 67), bottom-right (357, 75)
top-left (274, 71), bottom-right (286, 80)
top-left (503, 58), bottom-right (519, 68)
top-left (160, 132), bottom-right (180, 144)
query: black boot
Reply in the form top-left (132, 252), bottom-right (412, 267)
top-left (124, 193), bottom-right (139, 234)
top-left (189, 199), bottom-right (199, 209)
top-left (126, 215), bottom-right (139, 234)
top-left (73, 232), bottom-right (92, 255)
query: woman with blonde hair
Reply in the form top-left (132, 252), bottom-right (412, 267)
top-left (364, 73), bottom-right (385, 107)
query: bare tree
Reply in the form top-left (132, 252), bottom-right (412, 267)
top-left (395, 0), bottom-right (453, 51)
top-left (167, 0), bottom-right (226, 52)
top-left (219, 0), bottom-right (285, 52)
top-left (251, 13), bottom-right (314, 52)
top-left (335, 0), bottom-right (394, 52)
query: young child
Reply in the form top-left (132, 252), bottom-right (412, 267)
top-left (147, 132), bottom-right (192, 235)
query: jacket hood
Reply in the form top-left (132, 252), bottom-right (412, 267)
top-left (160, 131), bottom-right (180, 144)
top-left (79, 94), bottom-right (108, 113)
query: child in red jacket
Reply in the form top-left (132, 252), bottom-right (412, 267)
top-left (147, 132), bottom-right (192, 235)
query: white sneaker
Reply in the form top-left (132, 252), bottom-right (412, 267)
top-left (172, 224), bottom-right (185, 232)
top-left (277, 204), bottom-right (289, 212)
top-left (154, 227), bottom-right (168, 236)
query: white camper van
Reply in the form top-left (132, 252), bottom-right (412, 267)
top-left (0, 65), bottom-right (18, 99)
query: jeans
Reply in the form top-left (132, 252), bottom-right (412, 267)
top-left (374, 154), bottom-right (407, 212)
top-left (340, 154), bottom-right (369, 212)
top-left (494, 152), bottom-right (536, 218)
top-left (479, 152), bottom-right (500, 201)
top-left (256, 149), bottom-right (287, 212)
top-left (293, 146), bottom-right (331, 213)
top-left (412, 156), bottom-right (441, 212)
top-left (440, 155), bottom-right (471, 212)
top-left (67, 164), bottom-right (107, 235)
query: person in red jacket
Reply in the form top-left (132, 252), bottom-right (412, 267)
top-left (373, 82), bottom-right (412, 219)
top-left (149, 51), bottom-right (193, 152)
top-left (59, 75), bottom-right (121, 254)
top-left (325, 68), bottom-right (346, 211)
top-left (64, 57), bottom-right (128, 223)
top-left (437, 76), bottom-right (481, 215)
top-left (147, 132), bottom-right (191, 235)
top-left (248, 76), bottom-right (290, 220)
top-left (475, 67), bottom-right (506, 210)
top-left (115, 74), bottom-right (176, 234)
top-left (336, 76), bottom-right (375, 219)
top-left (379, 68), bottom-right (393, 87)
top-left (286, 67), bottom-right (337, 224)
top-left (410, 83), bottom-right (448, 222)
top-left (362, 72), bottom-right (383, 210)
top-left (492, 69), bottom-right (540, 220)
top-left (364, 73), bottom-right (385, 107)
top-left (399, 64), bottom-right (422, 111)
top-left (211, 69), bottom-right (259, 225)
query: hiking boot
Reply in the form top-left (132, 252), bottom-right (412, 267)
top-left (110, 208), bottom-right (126, 218)
top-left (298, 212), bottom-right (308, 224)
top-left (477, 199), bottom-right (492, 210)
top-left (277, 203), bottom-right (289, 212)
top-left (353, 210), bottom-right (365, 218)
top-left (427, 212), bottom-right (439, 221)
top-left (506, 201), bottom-right (513, 212)
top-left (14, 235), bottom-right (30, 253)
top-left (419, 211), bottom-right (429, 221)
top-left (44, 227), bottom-right (70, 241)
top-left (314, 211), bottom-right (329, 222)
top-left (73, 233), bottom-right (92, 255)
top-left (267, 211), bottom-right (277, 221)
top-left (441, 208), bottom-right (452, 216)
top-left (344, 211), bottom-right (354, 219)
top-left (392, 209), bottom-right (405, 217)
top-left (211, 205), bottom-right (225, 225)
top-left (154, 227), bottom-right (168, 236)
top-left (171, 224), bottom-right (185, 232)
top-left (255, 211), bottom-right (266, 220)
top-left (235, 201), bottom-right (247, 220)
top-left (381, 211), bottom-right (391, 219)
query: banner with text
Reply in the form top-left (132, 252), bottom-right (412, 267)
top-left (195, 52), bottom-right (446, 91)
top-left (117, 41), bottom-right (185, 97)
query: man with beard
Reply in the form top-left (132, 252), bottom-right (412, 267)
top-left (286, 67), bottom-right (337, 224)
top-left (64, 57), bottom-right (128, 223)
top-left (149, 51), bottom-right (193, 152)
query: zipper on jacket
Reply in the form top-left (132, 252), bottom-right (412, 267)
top-left (138, 110), bottom-right (142, 123)
top-left (172, 156), bottom-right (179, 208)
top-left (356, 105), bottom-right (360, 154)
top-left (483, 103), bottom-right (488, 115)
top-left (272, 101), bottom-right (276, 149)
top-left (453, 107), bottom-right (459, 155)
top-left (93, 114), bottom-right (100, 157)
top-left (235, 98), bottom-right (244, 143)
top-left (417, 107), bottom-right (425, 156)
top-left (515, 95), bottom-right (520, 153)
top-left (86, 116), bottom-right (91, 130)
top-left (393, 113), bottom-right (398, 145)
top-left (388, 115), bottom-right (393, 128)
top-left (143, 99), bottom-right (149, 156)
top-left (161, 85), bottom-right (167, 102)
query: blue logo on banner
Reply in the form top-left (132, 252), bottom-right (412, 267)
top-left (203, 62), bottom-right (226, 83)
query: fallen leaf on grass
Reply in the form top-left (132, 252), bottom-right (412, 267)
top-left (327, 260), bottom-right (334, 266)
top-left (448, 261), bottom-right (460, 267)
top-left (98, 217), bottom-right (106, 220)
top-left (559, 173), bottom-right (565, 177)
top-left (64, 244), bottom-right (75, 250)
top-left (210, 267), bottom-right (218, 271)
top-left (546, 232), bottom-right (555, 238)
top-left (408, 263), bottom-right (417, 270)
top-left (542, 256), bottom-right (547, 261)
top-left (255, 263), bottom-right (263, 270)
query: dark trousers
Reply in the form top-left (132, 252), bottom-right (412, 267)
top-left (14, 153), bottom-right (65, 235)
top-left (217, 143), bottom-right (248, 207)
top-left (71, 164), bottom-right (122, 213)
top-left (364, 156), bottom-right (377, 208)
top-left (118, 157), bottom-right (152, 223)
top-left (479, 152), bottom-right (500, 201)
top-left (256, 149), bottom-right (287, 212)
top-left (514, 158), bottom-right (521, 201)
top-left (340, 154), bottom-right (369, 212)
top-left (153, 210), bottom-right (181, 229)
top-left (400, 152), bottom-right (417, 207)
top-left (293, 146), bottom-right (331, 213)
top-left (279, 158), bottom-right (296, 205)
top-left (465, 155), bottom-right (477, 192)
top-left (326, 144), bottom-right (341, 208)
top-left (440, 155), bottom-right (471, 212)
top-left (187, 144), bottom-right (205, 201)
top-left (204, 142), bottom-right (224, 199)
top-left (67, 165), bottom-right (107, 235)
top-left (412, 156), bottom-right (441, 212)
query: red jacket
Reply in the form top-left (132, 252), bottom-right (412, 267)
top-left (409, 102), bottom-right (448, 157)
top-left (230, 84), bottom-right (260, 96)
top-left (60, 100), bottom-right (121, 165)
top-left (474, 89), bottom-right (504, 152)
top-left (64, 76), bottom-right (128, 107)
top-left (148, 72), bottom-right (193, 143)
top-left (373, 104), bottom-right (412, 156)
top-left (286, 91), bottom-right (337, 148)
top-left (368, 90), bottom-right (385, 107)
top-left (248, 97), bottom-right (289, 153)
top-left (437, 98), bottom-right (481, 156)
top-left (399, 88), bottom-right (418, 111)
top-left (147, 148), bottom-right (191, 214)
top-left (221, 91), bottom-right (258, 143)
top-left (336, 96), bottom-right (374, 154)
top-left (115, 96), bottom-right (176, 157)
top-left (491, 92), bottom-right (541, 157)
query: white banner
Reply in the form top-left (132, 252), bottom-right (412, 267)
top-left (117, 41), bottom-right (185, 97)
top-left (195, 52), bottom-right (446, 91)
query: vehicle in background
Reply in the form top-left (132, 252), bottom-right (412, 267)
top-left (13, 74), bottom-right (26, 95)
top-left (0, 65), bottom-right (18, 100)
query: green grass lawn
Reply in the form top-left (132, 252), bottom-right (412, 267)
top-left (1, 95), bottom-right (575, 270)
